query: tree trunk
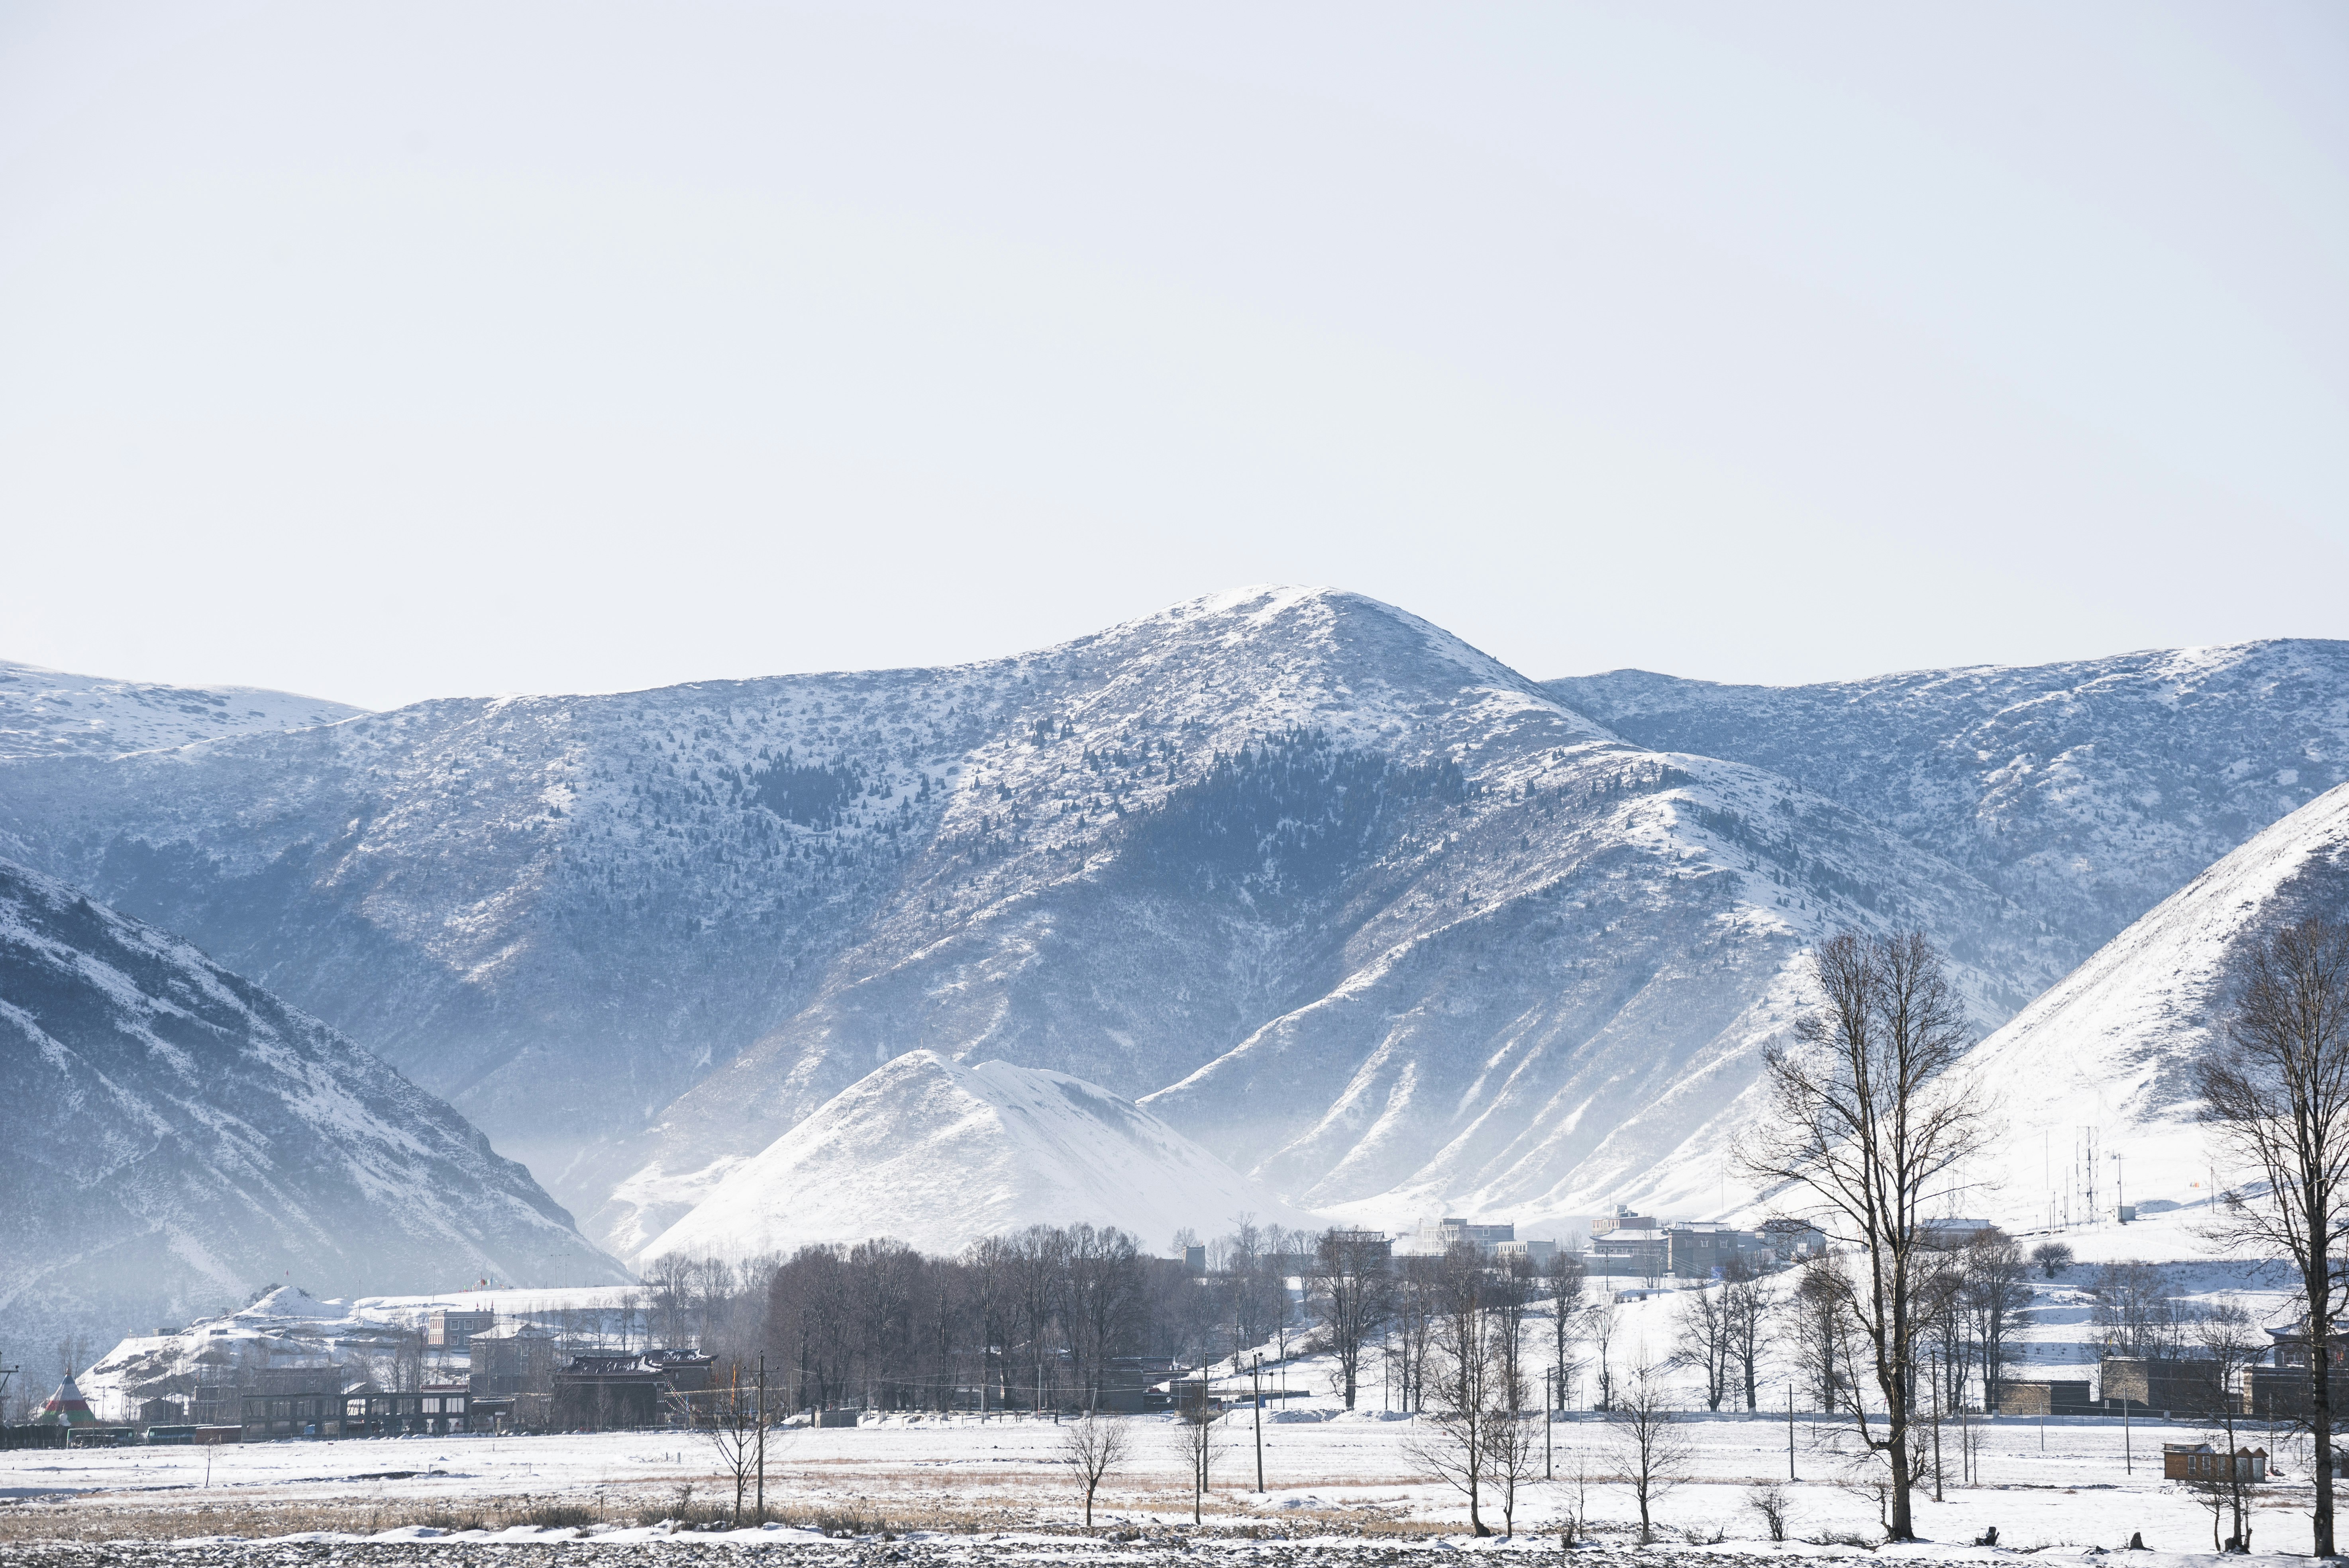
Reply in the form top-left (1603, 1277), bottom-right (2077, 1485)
top-left (2313, 1269), bottom-right (2335, 1556)
top-left (1887, 1405), bottom-right (1913, 1538)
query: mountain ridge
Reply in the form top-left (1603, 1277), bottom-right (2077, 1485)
top-left (1545, 639), bottom-right (2349, 956)
top-left (4, 593), bottom-right (2341, 1258)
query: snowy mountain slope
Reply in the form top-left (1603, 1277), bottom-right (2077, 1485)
top-left (0, 589), bottom-right (2063, 1253)
top-left (0, 665), bottom-right (1021, 1176)
top-left (1132, 749), bottom-right (2050, 1232)
top-left (586, 594), bottom-right (2062, 1252)
top-left (1546, 640), bottom-right (2349, 960)
top-left (0, 858), bottom-right (628, 1356)
top-left (640, 1052), bottom-right (1314, 1264)
top-left (0, 659), bottom-right (364, 760)
top-left (1956, 781), bottom-right (2349, 1228)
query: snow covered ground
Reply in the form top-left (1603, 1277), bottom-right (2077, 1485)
top-left (0, 1405), bottom-right (2328, 1557)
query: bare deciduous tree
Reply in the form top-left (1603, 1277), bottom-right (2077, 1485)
top-left (1170, 1378), bottom-right (1228, 1525)
top-left (1542, 1254), bottom-right (1587, 1411)
top-left (1308, 1229), bottom-right (1394, 1411)
top-left (2184, 1303), bottom-right (2269, 1553)
top-left (1064, 1413), bottom-right (1132, 1527)
top-left (1739, 928), bottom-right (1985, 1542)
top-left (2088, 1261), bottom-right (2191, 1360)
top-left (764, 1226), bottom-right (1196, 1418)
top-left (2029, 1240), bottom-right (2074, 1279)
top-left (1487, 1257), bottom-right (1533, 1415)
top-left (1402, 1250), bottom-right (1503, 1536)
top-left (1960, 1232), bottom-right (2029, 1414)
top-left (1605, 1363), bottom-right (1691, 1544)
top-left (1786, 1253), bottom-right (1850, 1419)
top-left (2195, 915), bottom-right (2349, 1556)
top-left (1391, 1257), bottom-right (1441, 1414)
top-left (1720, 1256), bottom-right (1775, 1412)
top-left (1582, 1294), bottom-right (1621, 1412)
top-left (1481, 1411), bottom-right (1542, 1538)
top-left (1673, 1282), bottom-right (1733, 1411)
top-left (1264, 1225), bottom-right (1305, 1370)
top-left (678, 1361), bottom-right (764, 1526)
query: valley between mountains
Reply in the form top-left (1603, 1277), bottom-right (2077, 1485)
top-left (3, 589), bottom-right (2345, 1300)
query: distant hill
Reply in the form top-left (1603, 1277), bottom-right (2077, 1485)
top-left (1546, 641), bottom-right (2349, 954)
top-left (0, 858), bottom-right (627, 1355)
top-left (0, 659), bottom-right (363, 760)
top-left (641, 1052), bottom-right (1313, 1264)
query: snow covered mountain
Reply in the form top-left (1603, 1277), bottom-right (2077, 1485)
top-left (0, 858), bottom-right (627, 1357)
top-left (0, 659), bottom-right (364, 761)
top-left (1957, 781), bottom-right (2349, 1229)
top-left (0, 589), bottom-right (2069, 1254)
top-left (640, 1052), bottom-right (1312, 1264)
top-left (1546, 641), bottom-right (2349, 965)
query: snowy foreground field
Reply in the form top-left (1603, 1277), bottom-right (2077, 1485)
top-left (0, 1406), bottom-right (2328, 1564)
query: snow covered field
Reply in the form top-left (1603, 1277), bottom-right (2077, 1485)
top-left (0, 1403), bottom-right (2330, 1558)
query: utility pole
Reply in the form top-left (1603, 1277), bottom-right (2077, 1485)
top-left (1931, 1354), bottom-right (1944, 1502)
top-left (1961, 1389), bottom-right (1972, 1487)
top-left (1787, 1384), bottom-right (1796, 1481)
top-left (1252, 1355), bottom-right (1264, 1493)
top-left (756, 1354), bottom-right (767, 1522)
top-left (1543, 1369), bottom-right (1553, 1480)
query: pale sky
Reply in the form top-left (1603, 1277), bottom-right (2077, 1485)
top-left (2, 2), bottom-right (2343, 712)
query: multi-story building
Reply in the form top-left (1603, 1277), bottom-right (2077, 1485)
top-left (426, 1310), bottom-right (496, 1350)
top-left (1586, 1220), bottom-right (1773, 1279)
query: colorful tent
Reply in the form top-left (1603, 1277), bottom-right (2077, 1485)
top-left (36, 1372), bottom-right (95, 1427)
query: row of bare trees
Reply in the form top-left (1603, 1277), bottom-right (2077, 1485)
top-left (763, 1225), bottom-right (1205, 1413)
top-left (752, 1216), bottom-right (1596, 1426)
